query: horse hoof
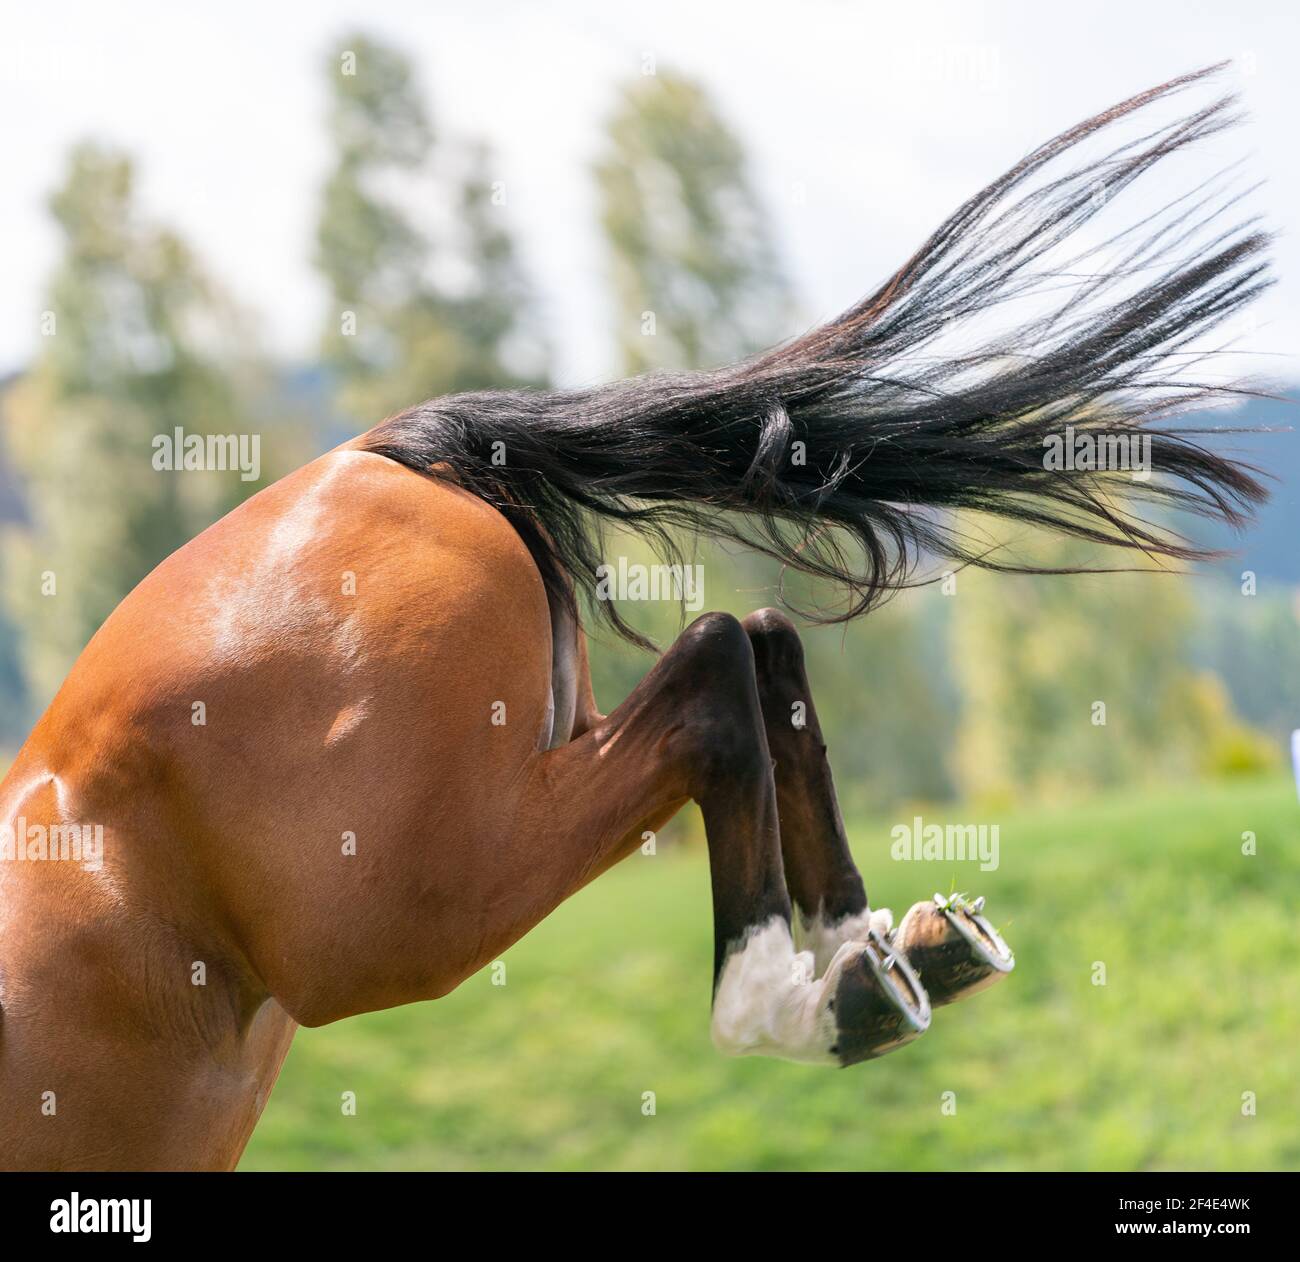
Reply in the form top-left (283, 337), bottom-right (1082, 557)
top-left (891, 894), bottom-right (1014, 1007)
top-left (828, 928), bottom-right (931, 1066)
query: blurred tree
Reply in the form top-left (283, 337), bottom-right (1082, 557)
top-left (449, 140), bottom-right (550, 388)
top-left (2, 142), bottom-right (283, 712)
top-left (800, 595), bottom-right (957, 815)
top-left (595, 70), bottom-right (793, 374)
top-left (949, 522), bottom-right (1278, 806)
top-left (316, 34), bottom-right (547, 424)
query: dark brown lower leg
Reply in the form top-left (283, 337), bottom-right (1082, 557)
top-left (743, 609), bottom-right (874, 966)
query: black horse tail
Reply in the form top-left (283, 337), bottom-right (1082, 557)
top-left (364, 64), bottom-right (1273, 649)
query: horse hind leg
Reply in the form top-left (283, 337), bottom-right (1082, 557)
top-left (507, 611), bottom-right (928, 1066)
top-left (743, 607), bottom-right (1012, 1009)
top-left (743, 607), bottom-right (889, 976)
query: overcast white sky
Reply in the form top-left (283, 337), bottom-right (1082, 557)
top-left (3, 0), bottom-right (1297, 388)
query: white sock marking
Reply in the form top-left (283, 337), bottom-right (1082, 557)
top-left (710, 917), bottom-right (839, 1065)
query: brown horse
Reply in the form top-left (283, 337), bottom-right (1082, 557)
top-left (0, 66), bottom-right (1271, 1169)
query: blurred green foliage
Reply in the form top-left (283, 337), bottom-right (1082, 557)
top-left (949, 526), bottom-right (1281, 807)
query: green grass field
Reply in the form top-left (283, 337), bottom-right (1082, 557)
top-left (240, 776), bottom-right (1300, 1171)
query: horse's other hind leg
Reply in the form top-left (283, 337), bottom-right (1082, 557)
top-left (743, 608), bottom-right (1014, 1004)
top-left (742, 609), bottom-right (885, 975)
top-left (508, 611), bottom-right (928, 1066)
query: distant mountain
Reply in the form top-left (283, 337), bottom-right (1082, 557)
top-left (280, 361), bottom-right (355, 453)
top-left (0, 371), bottom-right (25, 524)
top-left (0, 461), bottom-right (20, 524)
top-left (1197, 390), bottom-right (1299, 585)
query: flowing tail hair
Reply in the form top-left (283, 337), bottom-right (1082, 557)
top-left (365, 63), bottom-right (1274, 648)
